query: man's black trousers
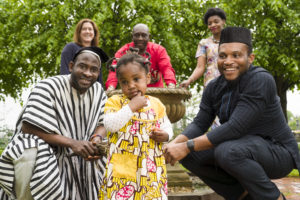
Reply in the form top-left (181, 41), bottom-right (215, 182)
top-left (180, 135), bottom-right (295, 200)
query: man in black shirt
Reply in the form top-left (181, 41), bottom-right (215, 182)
top-left (164, 27), bottom-right (300, 200)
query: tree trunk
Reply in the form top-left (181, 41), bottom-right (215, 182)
top-left (277, 87), bottom-right (287, 121)
top-left (274, 76), bottom-right (289, 122)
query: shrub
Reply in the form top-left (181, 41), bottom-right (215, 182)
top-left (288, 169), bottom-right (299, 177)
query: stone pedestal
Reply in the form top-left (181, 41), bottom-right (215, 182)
top-left (106, 88), bottom-right (192, 123)
top-left (168, 192), bottom-right (224, 200)
top-left (167, 163), bottom-right (192, 188)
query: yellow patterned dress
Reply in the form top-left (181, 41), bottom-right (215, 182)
top-left (99, 95), bottom-right (168, 200)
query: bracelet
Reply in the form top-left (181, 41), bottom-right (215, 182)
top-left (186, 139), bottom-right (195, 152)
top-left (91, 134), bottom-right (103, 140)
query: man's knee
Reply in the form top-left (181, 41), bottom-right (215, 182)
top-left (179, 153), bottom-right (194, 169)
top-left (214, 141), bottom-right (245, 168)
top-left (180, 150), bottom-right (214, 174)
top-left (14, 148), bottom-right (37, 200)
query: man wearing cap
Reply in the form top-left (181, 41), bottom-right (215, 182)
top-left (105, 23), bottom-right (177, 91)
top-left (163, 27), bottom-right (300, 200)
top-left (0, 47), bottom-right (109, 200)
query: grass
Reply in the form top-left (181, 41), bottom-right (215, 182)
top-left (288, 169), bottom-right (299, 177)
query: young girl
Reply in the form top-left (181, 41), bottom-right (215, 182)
top-left (99, 54), bottom-right (173, 200)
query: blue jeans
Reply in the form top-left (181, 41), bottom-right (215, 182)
top-left (180, 135), bottom-right (295, 200)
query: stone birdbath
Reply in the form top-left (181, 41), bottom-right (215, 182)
top-left (106, 87), bottom-right (192, 123)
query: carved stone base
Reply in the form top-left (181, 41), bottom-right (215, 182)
top-left (167, 163), bottom-right (192, 188)
top-left (106, 88), bottom-right (192, 123)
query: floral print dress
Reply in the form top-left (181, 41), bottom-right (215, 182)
top-left (195, 36), bottom-right (220, 86)
top-left (100, 95), bottom-right (168, 200)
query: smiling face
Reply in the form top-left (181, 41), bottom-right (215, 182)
top-left (132, 25), bottom-right (150, 54)
top-left (80, 22), bottom-right (95, 46)
top-left (69, 52), bottom-right (101, 93)
top-left (207, 15), bottom-right (225, 35)
top-left (218, 42), bottom-right (255, 81)
top-left (118, 62), bottom-right (150, 99)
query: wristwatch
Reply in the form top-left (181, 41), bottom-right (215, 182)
top-left (186, 139), bottom-right (195, 152)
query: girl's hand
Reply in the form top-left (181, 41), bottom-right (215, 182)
top-left (128, 92), bottom-right (148, 112)
top-left (150, 128), bottom-right (169, 142)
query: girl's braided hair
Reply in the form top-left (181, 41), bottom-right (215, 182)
top-left (106, 47), bottom-right (151, 77)
top-left (116, 53), bottom-right (151, 77)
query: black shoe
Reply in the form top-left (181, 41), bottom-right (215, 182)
top-left (243, 194), bottom-right (252, 200)
top-left (281, 193), bottom-right (286, 200)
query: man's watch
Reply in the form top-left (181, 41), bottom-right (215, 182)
top-left (186, 139), bottom-right (195, 152)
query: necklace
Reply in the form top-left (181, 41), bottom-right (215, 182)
top-left (212, 37), bottom-right (219, 43)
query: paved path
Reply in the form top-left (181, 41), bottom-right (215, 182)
top-left (168, 176), bottom-right (300, 199)
top-left (273, 177), bottom-right (300, 200)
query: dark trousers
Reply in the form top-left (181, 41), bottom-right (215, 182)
top-left (180, 135), bottom-right (295, 200)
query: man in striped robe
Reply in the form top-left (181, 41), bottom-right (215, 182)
top-left (0, 47), bottom-right (109, 200)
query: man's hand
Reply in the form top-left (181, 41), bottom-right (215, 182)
top-left (91, 135), bottom-right (102, 145)
top-left (128, 92), bottom-right (148, 112)
top-left (167, 83), bottom-right (176, 88)
top-left (106, 85), bottom-right (115, 92)
top-left (150, 128), bottom-right (169, 142)
top-left (163, 142), bottom-right (190, 166)
top-left (87, 135), bottom-right (102, 161)
top-left (70, 140), bottom-right (99, 160)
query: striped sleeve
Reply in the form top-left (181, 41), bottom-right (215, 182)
top-left (22, 81), bottom-right (60, 134)
top-left (97, 87), bottom-right (107, 126)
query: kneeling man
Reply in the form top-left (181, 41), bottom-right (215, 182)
top-left (0, 47), bottom-right (108, 200)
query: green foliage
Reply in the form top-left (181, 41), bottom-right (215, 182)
top-left (287, 110), bottom-right (300, 130)
top-left (0, 0), bottom-right (299, 118)
top-left (287, 169), bottom-right (299, 177)
top-left (0, 126), bottom-right (13, 152)
top-left (0, 0), bottom-right (223, 99)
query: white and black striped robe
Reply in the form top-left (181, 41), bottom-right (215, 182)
top-left (0, 75), bottom-right (107, 200)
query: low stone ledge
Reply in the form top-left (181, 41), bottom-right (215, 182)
top-left (168, 189), bottom-right (224, 200)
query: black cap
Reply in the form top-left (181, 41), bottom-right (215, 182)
top-left (73, 46), bottom-right (109, 63)
top-left (219, 27), bottom-right (252, 52)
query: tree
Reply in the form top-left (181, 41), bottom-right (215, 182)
top-left (0, 0), bottom-right (80, 99)
top-left (0, 0), bottom-right (195, 98)
top-left (0, 0), bottom-right (299, 119)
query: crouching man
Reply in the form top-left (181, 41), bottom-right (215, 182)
top-left (163, 27), bottom-right (300, 200)
top-left (0, 47), bottom-right (109, 200)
